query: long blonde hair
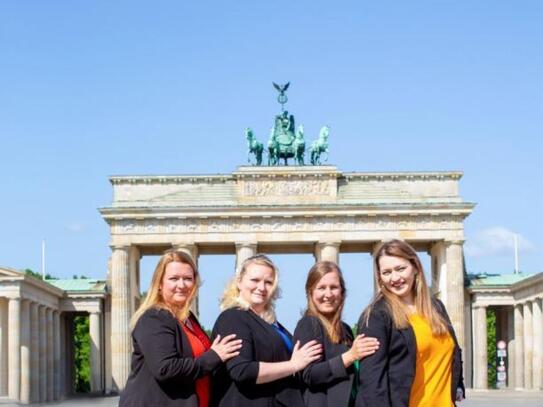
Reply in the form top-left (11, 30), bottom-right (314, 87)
top-left (130, 250), bottom-right (200, 330)
top-left (364, 239), bottom-right (448, 336)
top-left (305, 261), bottom-right (347, 344)
top-left (220, 254), bottom-right (280, 324)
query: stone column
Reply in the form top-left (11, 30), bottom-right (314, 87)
top-left (174, 243), bottom-right (199, 315)
top-left (38, 306), bottom-right (46, 401)
top-left (30, 303), bottom-right (39, 402)
top-left (59, 313), bottom-right (66, 399)
top-left (63, 314), bottom-right (74, 396)
top-left (0, 298), bottom-right (8, 397)
top-left (53, 311), bottom-right (61, 399)
top-left (104, 296), bottom-right (113, 394)
top-left (444, 241), bottom-right (466, 352)
top-left (90, 312), bottom-right (103, 393)
top-left (20, 300), bottom-right (31, 404)
top-left (532, 298), bottom-right (542, 390)
top-left (371, 241), bottom-right (384, 294)
top-left (473, 305), bottom-right (488, 389)
top-left (8, 298), bottom-right (21, 401)
top-left (507, 306), bottom-right (515, 389)
top-left (110, 245), bottom-right (132, 391)
top-left (46, 309), bottom-right (54, 401)
top-left (430, 241), bottom-right (447, 300)
top-left (523, 302), bottom-right (533, 388)
top-left (235, 242), bottom-right (257, 271)
top-left (514, 304), bottom-right (524, 389)
top-left (128, 246), bottom-right (141, 316)
top-left (314, 241), bottom-right (340, 264)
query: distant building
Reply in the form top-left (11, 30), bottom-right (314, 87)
top-left (468, 271), bottom-right (543, 390)
top-left (0, 267), bottom-right (107, 403)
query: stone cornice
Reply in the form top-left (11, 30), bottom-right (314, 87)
top-left (0, 268), bottom-right (65, 298)
top-left (342, 171), bottom-right (463, 181)
top-left (108, 168), bottom-right (463, 184)
top-left (109, 174), bottom-right (232, 185)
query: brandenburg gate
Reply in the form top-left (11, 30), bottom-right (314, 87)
top-left (99, 165), bottom-right (475, 391)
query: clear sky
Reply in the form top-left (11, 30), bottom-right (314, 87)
top-left (1, 1), bottom-right (542, 330)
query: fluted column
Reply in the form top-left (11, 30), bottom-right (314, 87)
top-left (46, 309), bottom-right (54, 401)
top-left (444, 241), bottom-right (465, 351)
top-left (314, 241), bottom-right (340, 264)
top-left (235, 242), bottom-right (257, 271)
top-left (523, 302), bottom-right (533, 388)
top-left (430, 241), bottom-right (447, 300)
top-left (90, 312), bottom-right (103, 392)
top-left (20, 300), bottom-right (31, 404)
top-left (173, 243), bottom-right (199, 315)
top-left (473, 305), bottom-right (488, 389)
top-left (514, 304), bottom-right (524, 389)
top-left (38, 306), bottom-right (46, 401)
top-left (533, 298), bottom-right (542, 389)
top-left (0, 298), bottom-right (8, 396)
top-left (8, 298), bottom-right (21, 401)
top-left (63, 314), bottom-right (74, 396)
top-left (371, 241), bottom-right (384, 294)
top-left (53, 311), bottom-right (61, 399)
top-left (128, 246), bottom-right (141, 316)
top-left (110, 245), bottom-right (132, 391)
top-left (507, 306), bottom-right (515, 389)
top-left (30, 303), bottom-right (39, 402)
top-left (59, 313), bottom-right (66, 398)
top-left (104, 296), bottom-right (113, 394)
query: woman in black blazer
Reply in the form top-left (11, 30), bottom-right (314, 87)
top-left (355, 240), bottom-right (465, 407)
top-left (119, 250), bottom-right (242, 407)
top-left (211, 254), bottom-right (322, 407)
top-left (293, 261), bottom-right (380, 407)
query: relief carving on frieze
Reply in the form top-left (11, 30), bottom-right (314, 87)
top-left (111, 215), bottom-right (463, 235)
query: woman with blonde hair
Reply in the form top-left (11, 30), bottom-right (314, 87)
top-left (120, 250), bottom-right (242, 407)
top-left (293, 261), bottom-right (380, 407)
top-left (355, 239), bottom-right (465, 407)
top-left (211, 254), bottom-right (322, 407)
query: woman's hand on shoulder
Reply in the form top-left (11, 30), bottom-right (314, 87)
top-left (211, 334), bottom-right (243, 362)
top-left (343, 334), bottom-right (380, 366)
top-left (290, 340), bottom-right (322, 372)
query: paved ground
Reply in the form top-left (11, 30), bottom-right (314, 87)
top-left (2, 390), bottom-right (543, 406)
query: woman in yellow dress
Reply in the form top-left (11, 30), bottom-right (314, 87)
top-left (355, 239), bottom-right (465, 407)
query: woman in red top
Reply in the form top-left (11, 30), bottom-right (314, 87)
top-left (120, 250), bottom-right (242, 407)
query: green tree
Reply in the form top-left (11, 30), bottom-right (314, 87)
top-left (487, 308), bottom-right (497, 388)
top-left (74, 315), bottom-right (91, 393)
top-left (24, 268), bottom-right (57, 280)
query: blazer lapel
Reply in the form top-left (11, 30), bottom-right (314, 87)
top-left (399, 325), bottom-right (417, 369)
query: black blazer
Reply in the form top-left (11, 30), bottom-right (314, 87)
top-left (211, 308), bottom-right (304, 407)
top-left (119, 308), bottom-right (222, 407)
top-left (355, 298), bottom-right (465, 407)
top-left (293, 315), bottom-right (355, 407)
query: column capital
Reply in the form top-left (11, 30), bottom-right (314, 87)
top-left (172, 241), bottom-right (197, 248)
top-left (109, 244), bottom-right (130, 252)
top-left (445, 239), bottom-right (465, 246)
top-left (235, 241), bottom-right (258, 250)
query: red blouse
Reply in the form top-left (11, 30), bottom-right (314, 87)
top-left (180, 315), bottom-right (212, 407)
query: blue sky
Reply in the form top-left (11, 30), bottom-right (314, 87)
top-left (1, 1), bottom-right (542, 330)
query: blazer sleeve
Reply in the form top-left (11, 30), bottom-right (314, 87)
top-left (356, 308), bottom-right (392, 407)
top-left (134, 310), bottom-right (221, 383)
top-left (433, 299), bottom-right (466, 396)
top-left (293, 316), bottom-right (349, 387)
top-left (212, 309), bottom-right (260, 384)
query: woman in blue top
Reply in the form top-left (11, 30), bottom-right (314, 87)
top-left (211, 254), bottom-right (322, 407)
